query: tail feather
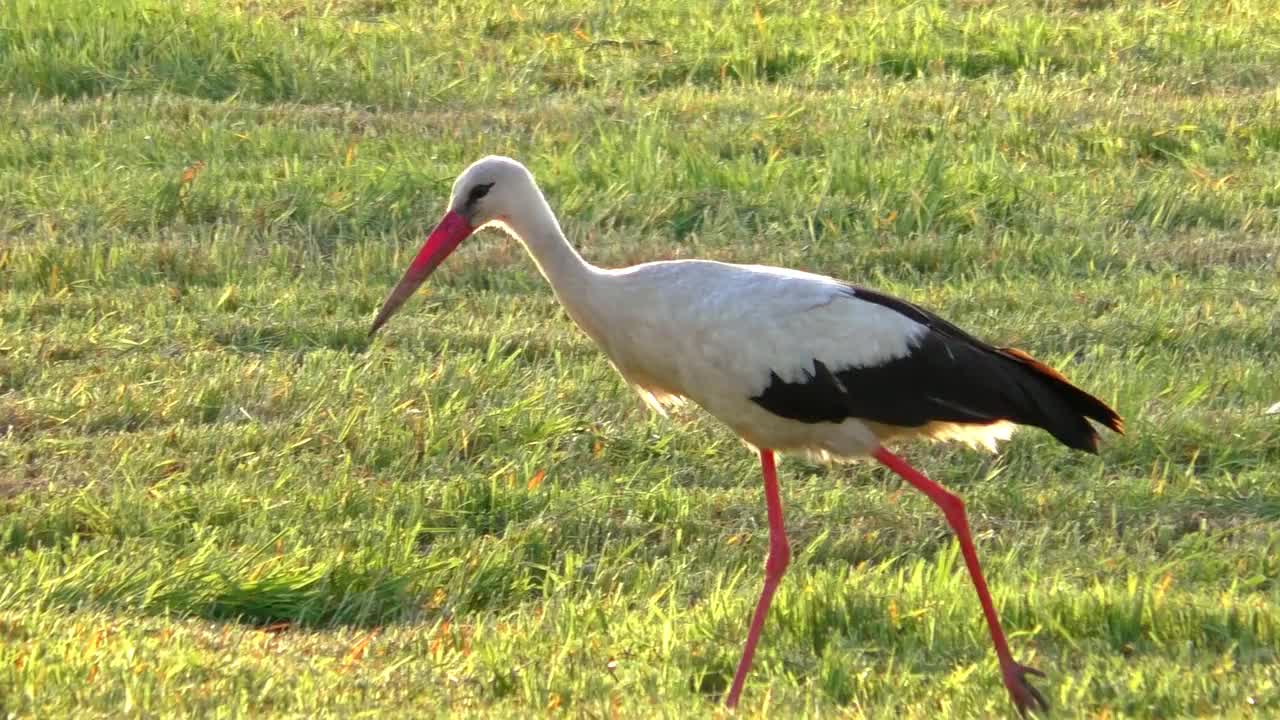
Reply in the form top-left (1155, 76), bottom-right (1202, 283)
top-left (997, 347), bottom-right (1124, 453)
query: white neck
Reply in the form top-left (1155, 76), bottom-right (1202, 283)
top-left (495, 194), bottom-right (605, 328)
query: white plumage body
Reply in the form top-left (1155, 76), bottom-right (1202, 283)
top-left (553, 258), bottom-right (1005, 459)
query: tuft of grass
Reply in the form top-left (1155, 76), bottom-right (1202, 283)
top-left (3, 0), bottom-right (1280, 717)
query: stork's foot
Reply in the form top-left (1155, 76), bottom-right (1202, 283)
top-left (1002, 662), bottom-right (1048, 717)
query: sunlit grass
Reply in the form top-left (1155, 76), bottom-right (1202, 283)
top-left (2, 0), bottom-right (1279, 717)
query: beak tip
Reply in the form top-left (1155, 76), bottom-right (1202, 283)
top-left (367, 208), bottom-right (471, 342)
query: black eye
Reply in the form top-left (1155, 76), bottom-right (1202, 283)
top-left (466, 182), bottom-right (494, 206)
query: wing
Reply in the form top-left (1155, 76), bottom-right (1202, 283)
top-left (686, 269), bottom-right (929, 406)
top-left (744, 284), bottom-right (1123, 453)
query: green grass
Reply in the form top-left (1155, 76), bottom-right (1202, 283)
top-left (2, 0), bottom-right (1280, 716)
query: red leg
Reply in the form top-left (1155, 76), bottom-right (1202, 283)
top-left (724, 448), bottom-right (790, 709)
top-left (873, 447), bottom-right (1048, 717)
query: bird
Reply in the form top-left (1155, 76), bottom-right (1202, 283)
top-left (369, 155), bottom-right (1124, 716)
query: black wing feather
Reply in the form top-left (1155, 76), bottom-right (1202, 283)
top-left (750, 286), bottom-right (1124, 453)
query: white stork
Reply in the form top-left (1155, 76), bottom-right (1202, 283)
top-left (369, 156), bottom-right (1123, 716)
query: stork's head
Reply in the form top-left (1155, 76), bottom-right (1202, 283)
top-left (449, 155), bottom-right (541, 229)
top-left (368, 156), bottom-right (538, 335)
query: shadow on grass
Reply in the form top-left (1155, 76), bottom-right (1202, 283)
top-left (376, 327), bottom-right (603, 368)
top-left (208, 322), bottom-right (371, 354)
top-left (40, 553), bottom-right (431, 629)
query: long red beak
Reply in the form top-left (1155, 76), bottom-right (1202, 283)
top-left (369, 210), bottom-right (474, 336)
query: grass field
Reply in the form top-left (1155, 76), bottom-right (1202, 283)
top-left (3, 0), bottom-right (1280, 716)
